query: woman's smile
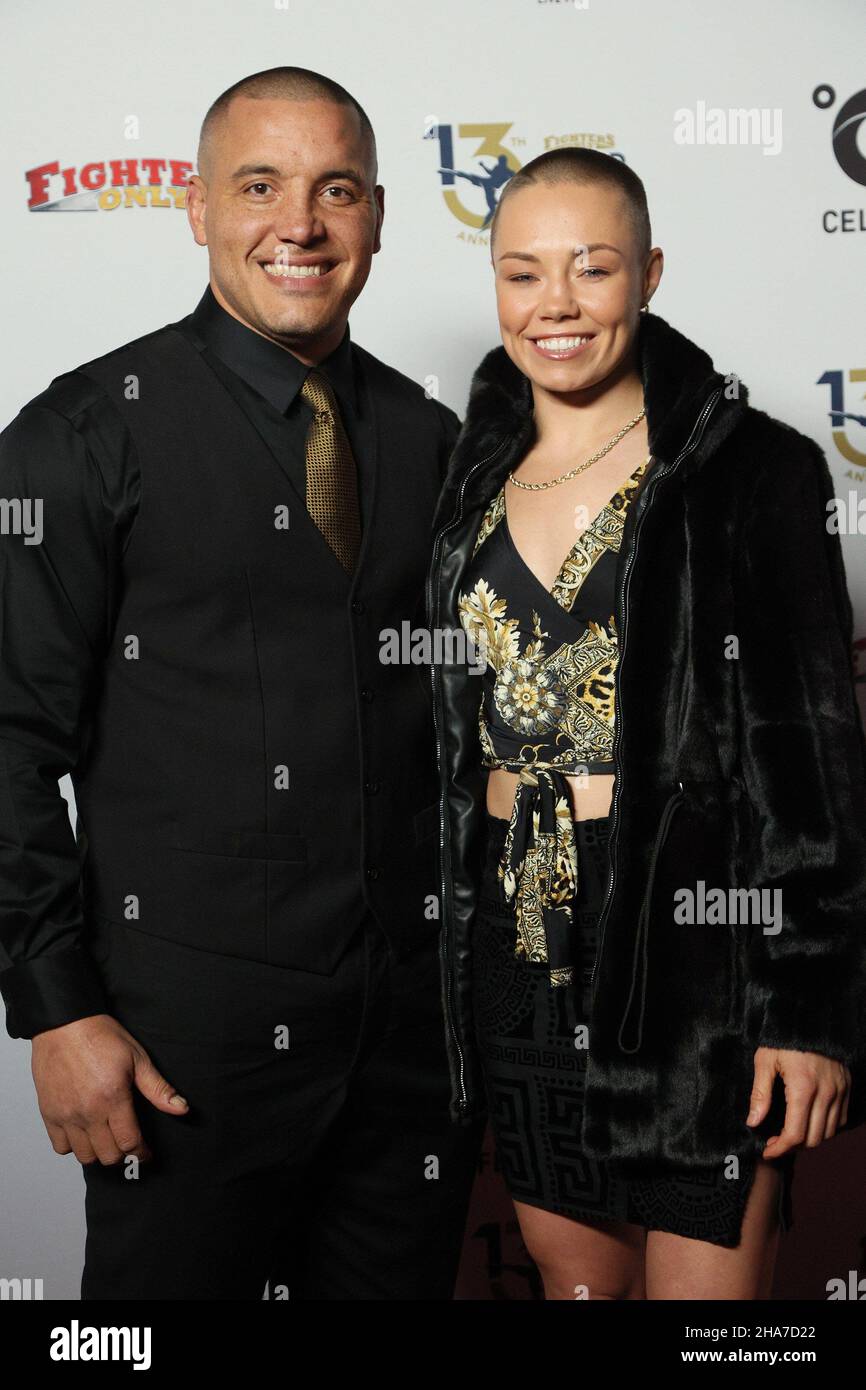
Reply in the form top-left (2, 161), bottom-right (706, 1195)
top-left (529, 332), bottom-right (597, 360)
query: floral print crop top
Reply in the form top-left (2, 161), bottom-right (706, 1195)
top-left (457, 455), bottom-right (652, 987)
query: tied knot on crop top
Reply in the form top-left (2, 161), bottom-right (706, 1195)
top-left (458, 454), bottom-right (652, 987)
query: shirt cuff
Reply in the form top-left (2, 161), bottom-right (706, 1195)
top-left (0, 945), bottom-right (110, 1039)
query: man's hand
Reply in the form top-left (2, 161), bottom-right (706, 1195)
top-left (746, 1046), bottom-right (851, 1158)
top-left (31, 1014), bottom-right (189, 1165)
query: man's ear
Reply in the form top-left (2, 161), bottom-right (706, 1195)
top-left (372, 185), bottom-right (385, 254)
top-left (186, 175), bottom-right (208, 247)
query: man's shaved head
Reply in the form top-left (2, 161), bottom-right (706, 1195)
top-left (197, 66), bottom-right (377, 184)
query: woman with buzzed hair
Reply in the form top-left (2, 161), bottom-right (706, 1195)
top-left (429, 146), bottom-right (866, 1298)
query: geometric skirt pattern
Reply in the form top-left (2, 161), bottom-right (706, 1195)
top-left (471, 811), bottom-right (795, 1248)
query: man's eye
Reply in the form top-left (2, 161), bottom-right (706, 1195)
top-left (246, 183), bottom-right (273, 196)
top-left (323, 185), bottom-right (352, 199)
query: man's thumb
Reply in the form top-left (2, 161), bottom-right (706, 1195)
top-left (132, 1049), bottom-right (188, 1114)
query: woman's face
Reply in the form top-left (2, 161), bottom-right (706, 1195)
top-left (492, 179), bottom-right (662, 395)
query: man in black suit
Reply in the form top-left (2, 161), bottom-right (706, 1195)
top-left (0, 66), bottom-right (484, 1300)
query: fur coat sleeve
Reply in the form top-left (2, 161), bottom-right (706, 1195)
top-left (736, 430), bottom-right (866, 1067)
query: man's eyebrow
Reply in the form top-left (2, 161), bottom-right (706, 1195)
top-left (318, 167), bottom-right (366, 187)
top-left (230, 164), bottom-right (283, 180)
top-left (229, 164), bottom-right (366, 187)
top-left (496, 242), bottom-right (623, 262)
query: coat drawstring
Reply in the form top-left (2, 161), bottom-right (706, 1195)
top-left (617, 782), bottom-right (686, 1055)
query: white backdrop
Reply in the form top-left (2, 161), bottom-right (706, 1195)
top-left (1, 0), bottom-right (865, 1299)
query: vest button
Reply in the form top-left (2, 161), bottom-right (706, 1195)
top-left (365, 866), bottom-right (380, 881)
top-left (364, 780), bottom-right (380, 795)
top-left (360, 686), bottom-right (375, 703)
top-left (351, 599), bottom-right (365, 614)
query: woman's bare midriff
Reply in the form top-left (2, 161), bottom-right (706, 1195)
top-left (486, 767), bottom-right (616, 823)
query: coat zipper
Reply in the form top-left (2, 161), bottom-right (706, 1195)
top-left (427, 434), bottom-right (513, 1115)
top-left (589, 385), bottom-right (724, 1003)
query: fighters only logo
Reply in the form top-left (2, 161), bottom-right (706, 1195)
top-left (25, 157), bottom-right (193, 211)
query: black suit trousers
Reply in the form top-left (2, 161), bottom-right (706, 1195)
top-left (80, 913), bottom-right (484, 1300)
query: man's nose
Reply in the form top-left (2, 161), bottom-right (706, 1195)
top-left (271, 196), bottom-right (325, 245)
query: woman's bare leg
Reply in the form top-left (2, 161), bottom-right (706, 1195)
top-left (513, 1199), bottom-right (647, 1300)
top-left (644, 1161), bottom-right (783, 1300)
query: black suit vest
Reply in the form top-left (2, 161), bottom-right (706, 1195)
top-left (71, 322), bottom-right (449, 972)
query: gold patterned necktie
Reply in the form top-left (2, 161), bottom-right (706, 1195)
top-left (300, 369), bottom-right (362, 574)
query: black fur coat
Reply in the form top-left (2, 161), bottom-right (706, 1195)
top-left (428, 310), bottom-right (866, 1172)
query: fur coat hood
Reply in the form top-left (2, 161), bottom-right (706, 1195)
top-left (429, 310), bottom-right (866, 1171)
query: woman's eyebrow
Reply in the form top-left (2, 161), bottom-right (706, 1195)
top-left (578, 242), bottom-right (623, 256)
top-left (496, 242), bottom-right (623, 263)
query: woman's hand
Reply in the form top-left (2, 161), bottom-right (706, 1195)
top-left (747, 1047), bottom-right (851, 1158)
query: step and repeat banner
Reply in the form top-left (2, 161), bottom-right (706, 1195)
top-left (1, 0), bottom-right (865, 1304)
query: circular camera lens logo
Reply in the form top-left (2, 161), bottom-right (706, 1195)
top-left (814, 85), bottom-right (866, 186)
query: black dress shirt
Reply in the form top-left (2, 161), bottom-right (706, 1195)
top-left (181, 284), bottom-right (374, 526)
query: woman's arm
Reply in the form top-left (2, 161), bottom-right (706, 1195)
top-left (734, 423), bottom-right (866, 1069)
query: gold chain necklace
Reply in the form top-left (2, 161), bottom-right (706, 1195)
top-left (507, 407), bottom-right (647, 491)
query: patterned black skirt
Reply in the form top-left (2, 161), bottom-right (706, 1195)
top-left (472, 810), bottom-right (795, 1248)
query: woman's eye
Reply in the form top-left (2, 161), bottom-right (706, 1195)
top-left (507, 268), bottom-right (607, 283)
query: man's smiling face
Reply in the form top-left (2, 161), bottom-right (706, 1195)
top-left (187, 95), bottom-right (384, 363)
